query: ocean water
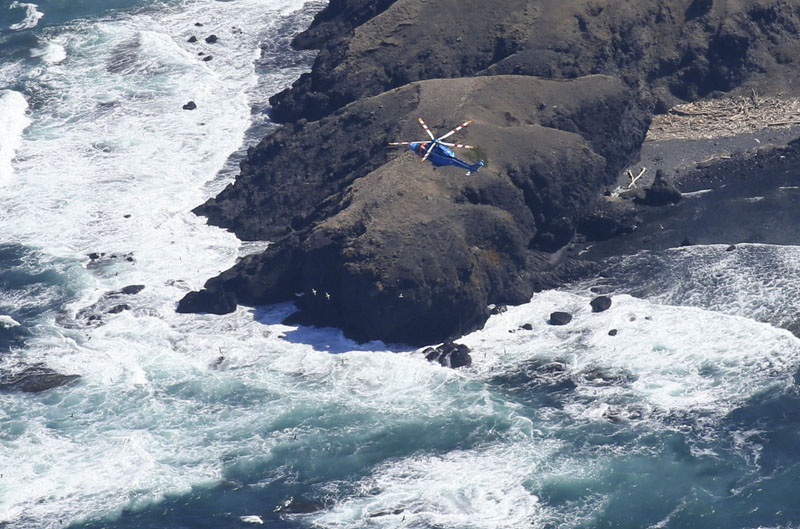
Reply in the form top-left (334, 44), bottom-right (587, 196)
top-left (2, 1), bottom-right (800, 528)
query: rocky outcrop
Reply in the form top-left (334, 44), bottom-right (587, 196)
top-left (270, 0), bottom-right (800, 123)
top-left (184, 75), bottom-right (647, 344)
top-left (181, 0), bottom-right (800, 345)
top-left (634, 170), bottom-right (682, 206)
top-left (423, 342), bottom-right (472, 368)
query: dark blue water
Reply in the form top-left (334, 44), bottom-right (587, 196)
top-left (2, 1), bottom-right (800, 528)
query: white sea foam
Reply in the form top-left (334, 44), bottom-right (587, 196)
top-left (30, 41), bottom-right (66, 64)
top-left (0, 315), bottom-right (21, 327)
top-left (0, 0), bottom-right (316, 526)
top-left (597, 244), bottom-right (800, 333)
top-left (462, 290), bottom-right (800, 419)
top-left (2, 0), bottom-right (799, 527)
top-left (0, 89), bottom-right (31, 184)
top-left (8, 1), bottom-right (43, 30)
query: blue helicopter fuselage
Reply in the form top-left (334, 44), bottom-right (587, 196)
top-left (409, 142), bottom-right (482, 173)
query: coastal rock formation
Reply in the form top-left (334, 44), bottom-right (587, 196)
top-left (271, 0), bottom-right (800, 122)
top-left (423, 341), bottom-right (472, 369)
top-left (634, 170), bottom-right (682, 206)
top-left (183, 75), bottom-right (647, 344)
top-left (181, 0), bottom-right (800, 345)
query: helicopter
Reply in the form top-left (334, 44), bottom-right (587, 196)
top-left (389, 118), bottom-right (485, 175)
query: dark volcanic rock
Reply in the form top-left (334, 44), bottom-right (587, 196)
top-left (188, 75), bottom-right (646, 344)
top-left (0, 365), bottom-right (79, 393)
top-left (188, 35), bottom-right (197, 43)
top-left (423, 342), bottom-right (472, 368)
top-left (182, 101), bottom-right (197, 110)
top-left (590, 295), bottom-right (612, 312)
top-left (578, 196), bottom-right (641, 241)
top-left (177, 289), bottom-right (237, 315)
top-left (60, 284), bottom-right (146, 328)
top-left (634, 170), bottom-right (682, 206)
top-left (182, 0), bottom-right (800, 345)
top-left (204, 34), bottom-right (218, 43)
top-left (549, 312), bottom-right (572, 326)
top-left (271, 0), bottom-right (800, 123)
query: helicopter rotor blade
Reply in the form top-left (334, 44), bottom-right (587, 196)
top-left (418, 118), bottom-right (435, 140)
top-left (388, 141), bottom-right (424, 145)
top-left (439, 142), bottom-right (475, 149)
top-left (437, 120), bottom-right (472, 141)
top-left (421, 140), bottom-right (437, 162)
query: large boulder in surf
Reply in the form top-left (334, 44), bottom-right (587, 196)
top-left (590, 295), bottom-right (612, 312)
top-left (423, 341), bottom-right (472, 368)
top-left (548, 311), bottom-right (573, 326)
top-left (0, 365), bottom-right (79, 393)
top-left (177, 289), bottom-right (237, 315)
top-left (185, 74), bottom-right (647, 344)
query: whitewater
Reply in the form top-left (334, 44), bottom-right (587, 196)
top-left (2, 1), bottom-right (800, 528)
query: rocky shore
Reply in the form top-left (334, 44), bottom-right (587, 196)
top-left (179, 0), bottom-right (800, 345)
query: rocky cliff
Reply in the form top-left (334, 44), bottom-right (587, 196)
top-left (180, 0), bottom-right (800, 345)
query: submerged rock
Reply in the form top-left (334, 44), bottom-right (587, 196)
top-left (423, 342), bottom-right (472, 369)
top-left (0, 365), bottom-right (79, 393)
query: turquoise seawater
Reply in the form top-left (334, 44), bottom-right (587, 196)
top-left (2, 1), bottom-right (800, 528)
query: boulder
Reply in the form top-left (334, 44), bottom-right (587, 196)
top-left (423, 342), bottom-right (472, 368)
top-left (176, 289), bottom-right (237, 315)
top-left (187, 35), bottom-right (197, 43)
top-left (0, 365), bottom-right (79, 393)
top-left (548, 312), bottom-right (572, 326)
top-left (634, 170), bottom-right (682, 207)
top-left (590, 295), bottom-right (612, 312)
top-left (204, 34), bottom-right (218, 43)
top-left (182, 101), bottom-right (197, 110)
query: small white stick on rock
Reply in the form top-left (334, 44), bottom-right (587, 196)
top-left (627, 167), bottom-right (646, 189)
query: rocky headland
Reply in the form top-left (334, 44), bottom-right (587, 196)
top-left (179, 0), bottom-right (800, 345)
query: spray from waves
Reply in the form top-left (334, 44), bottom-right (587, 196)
top-left (0, 89), bottom-right (31, 184)
top-left (464, 290), bottom-right (800, 422)
top-left (585, 244), bottom-right (800, 335)
top-left (8, 1), bottom-right (43, 30)
top-left (30, 41), bottom-right (67, 64)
